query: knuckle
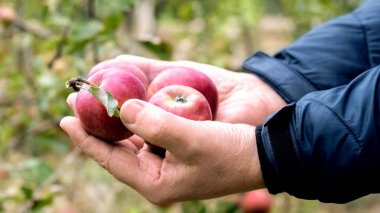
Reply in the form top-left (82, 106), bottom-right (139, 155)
top-left (78, 135), bottom-right (114, 170)
top-left (77, 135), bottom-right (93, 151)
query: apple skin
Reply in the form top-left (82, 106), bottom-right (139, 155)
top-left (76, 68), bottom-right (147, 141)
top-left (239, 189), bottom-right (272, 213)
top-left (147, 85), bottom-right (212, 158)
top-left (88, 59), bottom-right (149, 88)
top-left (0, 166), bottom-right (9, 180)
top-left (148, 85), bottom-right (212, 121)
top-left (0, 6), bottom-right (16, 22)
top-left (147, 67), bottom-right (218, 119)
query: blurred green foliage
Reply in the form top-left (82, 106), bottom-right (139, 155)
top-left (1, 0), bottom-right (378, 212)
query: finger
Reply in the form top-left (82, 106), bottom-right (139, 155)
top-left (113, 139), bottom-right (140, 153)
top-left (126, 134), bottom-right (145, 150)
top-left (60, 116), bottom-right (114, 165)
top-left (66, 92), bottom-right (78, 115)
top-left (120, 99), bottom-right (200, 156)
top-left (59, 116), bottom-right (144, 187)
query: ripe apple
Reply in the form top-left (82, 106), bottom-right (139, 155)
top-left (76, 68), bottom-right (147, 141)
top-left (88, 59), bottom-right (149, 88)
top-left (149, 85), bottom-right (212, 121)
top-left (0, 165), bottom-right (9, 180)
top-left (239, 189), bottom-right (272, 213)
top-left (147, 67), bottom-right (218, 119)
top-left (147, 85), bottom-right (212, 158)
top-left (0, 6), bottom-right (16, 23)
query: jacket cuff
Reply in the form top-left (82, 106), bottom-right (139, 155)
top-left (256, 104), bottom-right (301, 194)
top-left (243, 52), bottom-right (317, 103)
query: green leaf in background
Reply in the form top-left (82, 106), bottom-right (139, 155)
top-left (97, 0), bottom-right (136, 17)
top-left (21, 185), bottom-right (34, 200)
top-left (18, 159), bottom-right (54, 187)
top-left (69, 20), bottom-right (104, 42)
top-left (181, 201), bottom-right (207, 213)
top-left (215, 201), bottom-right (240, 213)
top-left (138, 39), bottom-right (173, 60)
top-left (31, 192), bottom-right (54, 211)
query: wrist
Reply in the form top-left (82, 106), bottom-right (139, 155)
top-left (245, 126), bottom-right (266, 190)
top-left (252, 73), bottom-right (287, 108)
top-left (238, 72), bottom-right (287, 124)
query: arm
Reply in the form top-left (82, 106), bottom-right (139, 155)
top-left (257, 65), bottom-right (380, 203)
top-left (244, 2), bottom-right (380, 103)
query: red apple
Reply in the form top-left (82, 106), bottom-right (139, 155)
top-left (88, 59), bottom-right (149, 88)
top-left (0, 6), bottom-right (16, 23)
top-left (147, 67), bottom-right (218, 119)
top-left (76, 68), bottom-right (147, 141)
top-left (149, 85), bottom-right (212, 121)
top-left (0, 165), bottom-right (9, 180)
top-left (239, 189), bottom-right (272, 213)
top-left (147, 85), bottom-right (212, 158)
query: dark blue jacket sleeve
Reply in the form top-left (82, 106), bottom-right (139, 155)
top-left (243, 2), bottom-right (380, 103)
top-left (242, 2), bottom-right (380, 203)
top-left (257, 66), bottom-right (380, 203)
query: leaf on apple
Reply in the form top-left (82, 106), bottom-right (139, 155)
top-left (66, 77), bottom-right (120, 117)
top-left (86, 86), bottom-right (120, 118)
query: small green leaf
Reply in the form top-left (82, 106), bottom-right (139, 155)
top-left (138, 39), bottom-right (173, 60)
top-left (181, 201), bottom-right (207, 213)
top-left (69, 20), bottom-right (104, 42)
top-left (21, 185), bottom-right (34, 200)
top-left (32, 194), bottom-right (54, 210)
top-left (86, 86), bottom-right (120, 117)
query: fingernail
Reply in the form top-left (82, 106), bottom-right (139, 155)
top-left (59, 116), bottom-right (73, 133)
top-left (121, 100), bottom-right (145, 124)
top-left (66, 93), bottom-right (77, 109)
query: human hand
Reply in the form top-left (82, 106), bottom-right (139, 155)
top-left (60, 94), bottom-right (264, 204)
top-left (60, 56), bottom-right (286, 204)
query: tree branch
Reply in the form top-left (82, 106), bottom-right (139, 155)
top-left (86, 0), bottom-right (99, 63)
top-left (48, 26), bottom-right (69, 69)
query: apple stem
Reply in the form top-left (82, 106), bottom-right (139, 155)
top-left (174, 96), bottom-right (187, 103)
top-left (66, 76), bottom-right (97, 91)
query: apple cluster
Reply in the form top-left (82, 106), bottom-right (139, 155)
top-left (73, 59), bottom-right (218, 142)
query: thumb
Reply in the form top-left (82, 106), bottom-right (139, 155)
top-left (120, 99), bottom-right (199, 155)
